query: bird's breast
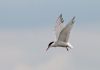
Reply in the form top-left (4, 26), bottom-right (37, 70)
top-left (56, 41), bottom-right (67, 47)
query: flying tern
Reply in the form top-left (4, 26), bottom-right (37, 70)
top-left (46, 14), bottom-right (75, 51)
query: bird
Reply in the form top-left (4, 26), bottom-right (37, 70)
top-left (46, 14), bottom-right (75, 51)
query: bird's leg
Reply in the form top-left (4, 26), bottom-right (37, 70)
top-left (67, 47), bottom-right (69, 51)
top-left (66, 46), bottom-right (69, 51)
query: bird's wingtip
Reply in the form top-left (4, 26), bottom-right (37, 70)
top-left (72, 16), bottom-right (75, 20)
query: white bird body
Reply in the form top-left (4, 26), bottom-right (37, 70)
top-left (52, 41), bottom-right (67, 47)
top-left (46, 14), bottom-right (75, 51)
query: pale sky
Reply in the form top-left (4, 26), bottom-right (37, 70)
top-left (0, 0), bottom-right (100, 70)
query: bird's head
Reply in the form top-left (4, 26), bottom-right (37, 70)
top-left (46, 41), bottom-right (54, 51)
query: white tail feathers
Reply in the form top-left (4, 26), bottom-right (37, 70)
top-left (67, 42), bottom-right (74, 49)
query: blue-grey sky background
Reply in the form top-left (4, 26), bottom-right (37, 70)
top-left (0, 0), bottom-right (100, 70)
top-left (0, 0), bottom-right (100, 29)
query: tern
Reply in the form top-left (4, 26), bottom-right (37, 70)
top-left (46, 14), bottom-right (75, 51)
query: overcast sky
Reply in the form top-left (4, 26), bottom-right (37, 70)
top-left (0, 0), bottom-right (100, 70)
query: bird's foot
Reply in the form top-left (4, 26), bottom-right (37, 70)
top-left (66, 47), bottom-right (69, 51)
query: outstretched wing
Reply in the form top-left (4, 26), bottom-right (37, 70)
top-left (55, 14), bottom-right (64, 39)
top-left (57, 16), bottom-right (75, 42)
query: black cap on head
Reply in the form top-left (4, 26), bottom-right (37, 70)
top-left (46, 41), bottom-right (54, 51)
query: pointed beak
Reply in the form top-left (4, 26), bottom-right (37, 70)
top-left (46, 46), bottom-right (50, 51)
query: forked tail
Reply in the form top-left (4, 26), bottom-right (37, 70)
top-left (67, 42), bottom-right (74, 49)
